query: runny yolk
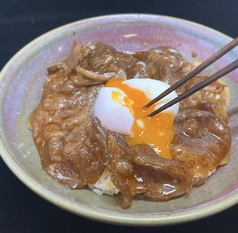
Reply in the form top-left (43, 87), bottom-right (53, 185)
top-left (106, 78), bottom-right (175, 160)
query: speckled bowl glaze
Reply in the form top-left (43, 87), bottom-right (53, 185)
top-left (1, 14), bottom-right (238, 226)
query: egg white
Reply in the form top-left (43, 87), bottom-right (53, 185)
top-left (124, 78), bottom-right (179, 114)
top-left (94, 78), bottom-right (179, 136)
top-left (94, 87), bottom-right (134, 135)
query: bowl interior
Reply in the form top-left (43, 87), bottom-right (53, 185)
top-left (1, 14), bottom-right (238, 226)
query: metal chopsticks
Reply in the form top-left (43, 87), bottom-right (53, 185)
top-left (145, 37), bottom-right (238, 117)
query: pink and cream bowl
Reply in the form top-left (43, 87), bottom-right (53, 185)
top-left (0, 14), bottom-right (238, 226)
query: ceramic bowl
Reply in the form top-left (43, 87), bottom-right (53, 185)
top-left (1, 14), bottom-right (238, 226)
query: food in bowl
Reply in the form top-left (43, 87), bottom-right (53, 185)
top-left (27, 40), bottom-right (231, 209)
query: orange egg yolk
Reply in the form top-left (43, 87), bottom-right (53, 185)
top-left (106, 78), bottom-right (175, 160)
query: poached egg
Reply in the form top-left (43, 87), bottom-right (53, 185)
top-left (94, 78), bottom-right (179, 160)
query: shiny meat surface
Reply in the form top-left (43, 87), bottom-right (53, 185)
top-left (171, 109), bottom-right (231, 186)
top-left (29, 40), bottom-right (231, 208)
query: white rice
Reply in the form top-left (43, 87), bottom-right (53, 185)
top-left (88, 168), bottom-right (119, 196)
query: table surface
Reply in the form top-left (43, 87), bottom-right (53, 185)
top-left (1, 0), bottom-right (238, 232)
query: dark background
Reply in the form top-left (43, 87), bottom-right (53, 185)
top-left (0, 0), bottom-right (238, 232)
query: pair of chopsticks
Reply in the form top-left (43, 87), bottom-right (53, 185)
top-left (145, 37), bottom-right (238, 117)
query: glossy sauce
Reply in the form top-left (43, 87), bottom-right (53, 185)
top-left (29, 41), bottom-right (231, 208)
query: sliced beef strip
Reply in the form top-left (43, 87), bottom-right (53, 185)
top-left (30, 40), bottom-right (231, 208)
top-left (171, 109), bottom-right (231, 186)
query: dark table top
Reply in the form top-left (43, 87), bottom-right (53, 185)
top-left (1, 0), bottom-right (238, 232)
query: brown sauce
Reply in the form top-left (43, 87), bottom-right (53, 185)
top-left (28, 40), bottom-right (231, 208)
